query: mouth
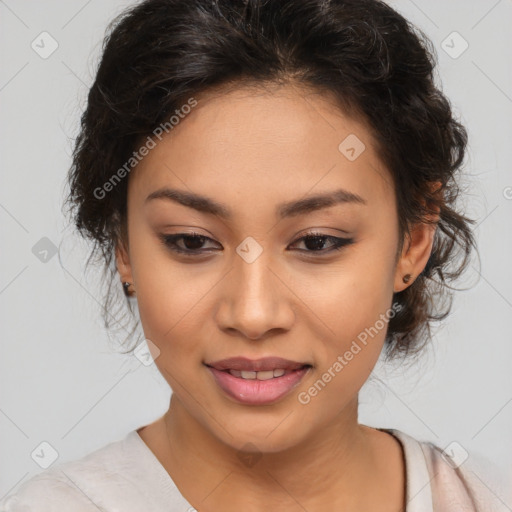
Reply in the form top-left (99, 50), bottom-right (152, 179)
top-left (204, 357), bottom-right (312, 405)
top-left (205, 356), bottom-right (311, 373)
top-left (207, 366), bottom-right (311, 380)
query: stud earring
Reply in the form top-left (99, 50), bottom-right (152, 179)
top-left (402, 274), bottom-right (412, 284)
top-left (123, 281), bottom-right (135, 297)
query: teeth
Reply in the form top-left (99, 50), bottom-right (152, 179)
top-left (229, 369), bottom-right (289, 379)
top-left (255, 370), bottom-right (274, 380)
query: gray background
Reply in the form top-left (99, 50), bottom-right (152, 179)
top-left (1, 0), bottom-right (511, 503)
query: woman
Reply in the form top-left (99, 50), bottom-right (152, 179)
top-left (1, 0), bottom-right (507, 510)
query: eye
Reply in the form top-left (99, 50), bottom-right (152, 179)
top-left (159, 232), bottom-right (220, 255)
top-left (159, 231), bottom-right (354, 257)
top-left (288, 231), bottom-right (354, 254)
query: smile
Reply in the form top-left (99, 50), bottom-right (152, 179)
top-left (205, 361), bottom-right (312, 405)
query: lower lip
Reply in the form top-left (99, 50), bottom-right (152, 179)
top-left (206, 365), bottom-right (311, 405)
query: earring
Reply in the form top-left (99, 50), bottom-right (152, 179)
top-left (123, 281), bottom-right (135, 297)
top-left (402, 274), bottom-right (412, 284)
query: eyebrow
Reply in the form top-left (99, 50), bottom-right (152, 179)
top-left (145, 187), bottom-right (366, 220)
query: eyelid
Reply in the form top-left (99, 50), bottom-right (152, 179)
top-left (293, 227), bottom-right (352, 239)
top-left (158, 230), bottom-right (354, 257)
top-left (159, 232), bottom-right (220, 254)
top-left (289, 232), bottom-right (354, 254)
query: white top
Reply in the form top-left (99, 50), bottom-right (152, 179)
top-left (0, 426), bottom-right (509, 511)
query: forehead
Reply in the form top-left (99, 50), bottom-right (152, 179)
top-left (129, 83), bottom-right (393, 212)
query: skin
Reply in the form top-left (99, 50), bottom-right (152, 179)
top-left (115, 82), bottom-right (439, 511)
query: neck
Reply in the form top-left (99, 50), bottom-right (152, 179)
top-left (161, 394), bottom-right (379, 510)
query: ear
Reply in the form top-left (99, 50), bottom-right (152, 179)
top-left (393, 182), bottom-right (442, 293)
top-left (115, 237), bottom-right (134, 286)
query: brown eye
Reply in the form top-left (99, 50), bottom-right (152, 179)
top-left (288, 232), bottom-right (354, 254)
top-left (159, 233), bottom-right (221, 255)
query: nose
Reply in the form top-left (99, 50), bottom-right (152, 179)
top-left (214, 249), bottom-right (296, 341)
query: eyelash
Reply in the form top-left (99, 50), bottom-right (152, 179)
top-left (158, 231), bottom-right (354, 257)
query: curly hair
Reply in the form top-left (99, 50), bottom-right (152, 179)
top-left (63, 0), bottom-right (478, 363)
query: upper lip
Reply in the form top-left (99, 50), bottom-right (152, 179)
top-left (205, 357), bottom-right (310, 372)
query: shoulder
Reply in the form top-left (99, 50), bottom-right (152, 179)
top-left (423, 441), bottom-right (510, 512)
top-left (388, 428), bottom-right (511, 512)
top-left (0, 431), bottom-right (143, 512)
top-left (0, 472), bottom-right (94, 512)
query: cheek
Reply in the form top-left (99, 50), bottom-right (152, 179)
top-left (136, 275), bottom-right (209, 359)
top-left (128, 232), bottom-right (212, 359)
top-left (135, 272), bottom-right (209, 391)
top-left (336, 280), bottom-right (393, 346)
top-left (297, 282), bottom-right (391, 414)
top-left (296, 260), bottom-right (392, 338)
top-left (296, 257), bottom-right (394, 383)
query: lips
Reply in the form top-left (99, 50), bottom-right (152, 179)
top-left (204, 356), bottom-right (313, 405)
top-left (205, 356), bottom-right (310, 373)
top-left (206, 364), bottom-right (311, 405)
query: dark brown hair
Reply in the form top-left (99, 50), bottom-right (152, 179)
top-left (63, 0), bottom-right (478, 363)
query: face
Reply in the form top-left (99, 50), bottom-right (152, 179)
top-left (116, 83), bottom-right (434, 453)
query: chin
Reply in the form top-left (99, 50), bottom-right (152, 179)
top-left (212, 415), bottom-right (309, 455)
